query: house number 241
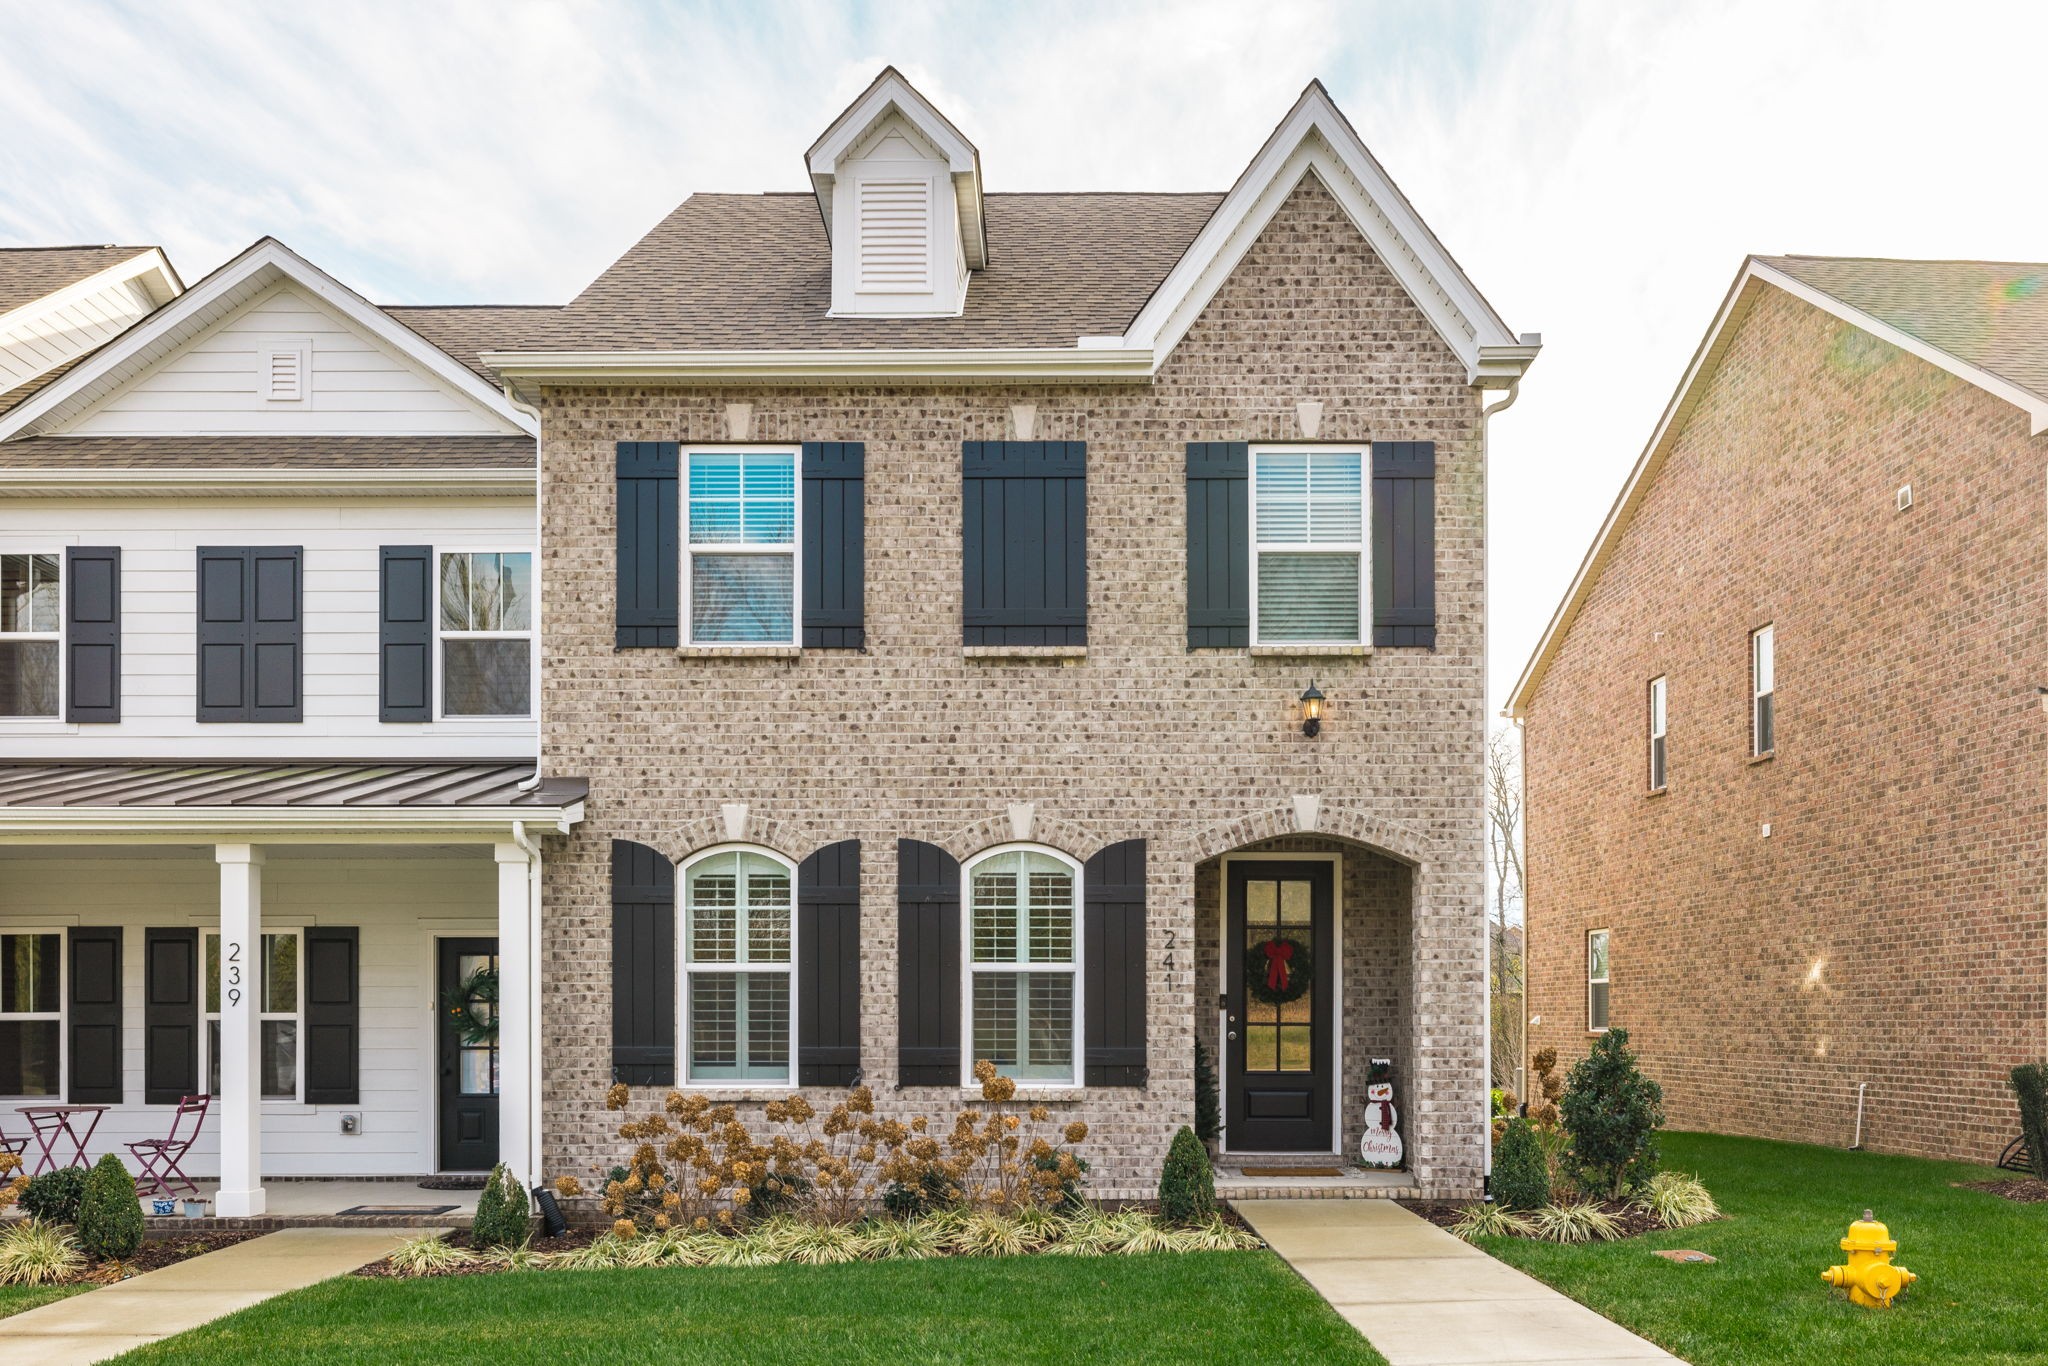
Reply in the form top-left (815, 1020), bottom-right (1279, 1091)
top-left (224, 940), bottom-right (243, 1008)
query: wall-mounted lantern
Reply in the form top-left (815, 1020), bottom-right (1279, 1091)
top-left (1299, 682), bottom-right (1325, 738)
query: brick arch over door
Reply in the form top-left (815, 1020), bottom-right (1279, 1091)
top-left (1182, 803), bottom-right (1433, 870)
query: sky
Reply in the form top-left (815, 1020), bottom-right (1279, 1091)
top-left (4, 0), bottom-right (2046, 709)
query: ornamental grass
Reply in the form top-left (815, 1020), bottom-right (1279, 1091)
top-left (0, 1219), bottom-right (85, 1286)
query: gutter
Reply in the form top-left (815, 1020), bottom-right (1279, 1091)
top-left (479, 345), bottom-right (1158, 388)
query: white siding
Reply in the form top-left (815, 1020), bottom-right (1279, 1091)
top-left (64, 282), bottom-right (513, 436)
top-left (0, 494), bottom-right (537, 759)
top-left (0, 851), bottom-right (496, 1177)
top-left (0, 277), bottom-right (156, 394)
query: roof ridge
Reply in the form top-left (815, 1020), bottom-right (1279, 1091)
top-left (0, 244), bottom-right (154, 253)
top-left (382, 303), bottom-right (562, 311)
top-left (1766, 253), bottom-right (2048, 269)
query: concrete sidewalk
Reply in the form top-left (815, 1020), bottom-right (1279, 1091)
top-left (1238, 1199), bottom-right (1683, 1365)
top-left (0, 1226), bottom-right (423, 1365)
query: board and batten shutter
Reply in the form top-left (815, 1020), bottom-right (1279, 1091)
top-left (378, 545), bottom-right (434, 722)
top-left (67, 926), bottom-right (122, 1104)
top-left (144, 928), bottom-right (201, 1105)
top-left (195, 546), bottom-right (303, 722)
top-left (616, 442), bottom-right (680, 648)
top-left (1083, 839), bottom-right (1147, 1087)
top-left (961, 441), bottom-right (1087, 646)
top-left (796, 839), bottom-right (861, 1085)
top-left (801, 442), bottom-right (866, 649)
top-left (304, 927), bottom-right (360, 1105)
top-left (1372, 441), bottom-right (1436, 648)
top-left (1184, 443), bottom-right (1250, 648)
top-left (611, 839), bottom-right (676, 1086)
top-left (64, 546), bottom-right (121, 722)
top-left (896, 839), bottom-right (961, 1086)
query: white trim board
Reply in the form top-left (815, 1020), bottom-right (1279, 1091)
top-left (0, 248), bottom-right (182, 338)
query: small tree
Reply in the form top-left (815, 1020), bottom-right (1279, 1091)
top-left (2012, 1064), bottom-right (2048, 1175)
top-left (470, 1163), bottom-right (533, 1249)
top-left (1559, 1029), bottom-right (1664, 1199)
top-left (1194, 1039), bottom-right (1221, 1145)
top-left (1158, 1125), bottom-right (1215, 1224)
top-left (76, 1154), bottom-right (142, 1262)
top-left (1492, 1117), bottom-right (1549, 1211)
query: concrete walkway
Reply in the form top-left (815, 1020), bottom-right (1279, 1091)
top-left (1238, 1200), bottom-right (1683, 1365)
top-left (0, 1227), bottom-right (422, 1366)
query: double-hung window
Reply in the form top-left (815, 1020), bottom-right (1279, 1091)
top-left (1647, 676), bottom-right (1668, 792)
top-left (682, 850), bottom-right (793, 1083)
top-left (0, 932), bottom-right (62, 1096)
top-left (439, 551), bottom-right (532, 717)
top-left (1251, 448), bottom-right (1366, 645)
top-left (204, 931), bottom-right (301, 1099)
top-left (1751, 625), bottom-right (1775, 756)
top-left (0, 553), bottom-right (60, 718)
top-left (686, 449), bottom-right (798, 645)
top-left (967, 847), bottom-right (1080, 1085)
top-left (1587, 929), bottom-right (1611, 1033)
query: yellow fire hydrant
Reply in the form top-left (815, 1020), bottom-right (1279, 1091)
top-left (1821, 1209), bottom-right (1917, 1308)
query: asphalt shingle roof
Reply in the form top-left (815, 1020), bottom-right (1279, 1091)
top-left (0, 246), bottom-right (157, 316)
top-left (0, 435), bottom-right (534, 470)
top-left (383, 304), bottom-right (561, 380)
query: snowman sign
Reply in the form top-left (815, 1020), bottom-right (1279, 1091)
top-left (1359, 1057), bottom-right (1403, 1169)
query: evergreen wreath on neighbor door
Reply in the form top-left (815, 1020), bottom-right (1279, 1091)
top-left (1245, 934), bottom-right (1313, 1006)
top-left (440, 965), bottom-right (500, 1047)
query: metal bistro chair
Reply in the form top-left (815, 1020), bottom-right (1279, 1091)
top-left (127, 1094), bottom-right (211, 1198)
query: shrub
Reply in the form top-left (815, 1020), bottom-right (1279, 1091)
top-left (2011, 1063), bottom-right (2048, 1176)
top-left (1158, 1125), bottom-right (1215, 1225)
top-left (18, 1167), bottom-right (86, 1225)
top-left (882, 1166), bottom-right (962, 1219)
top-left (1634, 1171), bottom-right (1719, 1229)
top-left (1194, 1039), bottom-right (1221, 1144)
top-left (1528, 1047), bottom-right (1563, 1128)
top-left (470, 1163), bottom-right (533, 1250)
top-left (0, 1219), bottom-right (84, 1285)
top-left (76, 1154), bottom-right (142, 1262)
top-left (1491, 1117), bottom-right (1550, 1211)
top-left (1560, 1028), bottom-right (1665, 1199)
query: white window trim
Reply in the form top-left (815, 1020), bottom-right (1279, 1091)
top-left (0, 927), bottom-right (67, 1103)
top-left (1647, 675), bottom-right (1668, 793)
top-left (202, 928), bottom-right (304, 1105)
top-left (680, 445), bottom-right (804, 649)
top-left (0, 549), bottom-right (64, 723)
top-left (1751, 624), bottom-right (1775, 757)
top-left (960, 842), bottom-right (1084, 1091)
top-left (1247, 444), bottom-right (1371, 648)
top-left (434, 547), bottom-right (537, 721)
top-left (1587, 929), bottom-right (1611, 1035)
top-left (676, 844), bottom-right (799, 1089)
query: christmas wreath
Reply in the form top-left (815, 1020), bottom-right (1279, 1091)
top-left (440, 966), bottom-right (500, 1047)
top-left (1245, 934), bottom-right (1313, 1006)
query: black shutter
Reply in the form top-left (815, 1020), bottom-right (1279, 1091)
top-left (65, 546), bottom-right (121, 722)
top-left (611, 839), bottom-right (675, 1085)
top-left (144, 928), bottom-right (201, 1105)
top-left (1083, 840), bottom-right (1147, 1087)
top-left (801, 443), bottom-right (866, 649)
top-left (616, 442), bottom-right (680, 648)
top-left (896, 839), bottom-right (960, 1086)
top-left (67, 927), bottom-right (122, 1104)
top-left (304, 927), bottom-right (359, 1105)
top-left (961, 441), bottom-right (1087, 646)
top-left (379, 546), bottom-right (434, 721)
top-left (1372, 442), bottom-right (1437, 648)
top-left (1185, 443), bottom-right (1250, 648)
top-left (797, 839), bottom-right (861, 1085)
top-left (196, 546), bottom-right (302, 722)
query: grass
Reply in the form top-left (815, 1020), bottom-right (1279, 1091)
top-left (1475, 1130), bottom-right (2048, 1366)
top-left (113, 1249), bottom-right (1383, 1365)
top-left (0, 1282), bottom-right (91, 1319)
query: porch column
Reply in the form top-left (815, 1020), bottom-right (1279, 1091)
top-left (493, 842), bottom-right (534, 1189)
top-left (215, 843), bottom-right (266, 1218)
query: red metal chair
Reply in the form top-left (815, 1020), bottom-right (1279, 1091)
top-left (127, 1095), bottom-right (210, 1198)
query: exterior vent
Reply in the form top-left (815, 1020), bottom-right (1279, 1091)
top-left (264, 346), bottom-right (307, 402)
top-left (857, 179), bottom-right (931, 292)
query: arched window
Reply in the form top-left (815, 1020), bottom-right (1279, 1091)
top-left (681, 847), bottom-right (794, 1084)
top-left (964, 846), bottom-right (1081, 1086)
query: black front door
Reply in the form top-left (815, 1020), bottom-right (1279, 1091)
top-left (437, 938), bottom-right (499, 1172)
top-left (1225, 861), bottom-right (1335, 1152)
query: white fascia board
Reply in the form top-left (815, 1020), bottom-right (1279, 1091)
top-left (0, 467), bottom-right (536, 499)
top-left (0, 238), bottom-right (534, 441)
top-left (0, 247), bottom-right (183, 337)
top-left (0, 801), bottom-right (583, 844)
top-left (479, 346), bottom-right (1155, 385)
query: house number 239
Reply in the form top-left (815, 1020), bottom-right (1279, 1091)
top-left (224, 940), bottom-right (243, 1008)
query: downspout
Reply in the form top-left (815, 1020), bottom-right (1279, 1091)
top-left (503, 382), bottom-right (545, 795)
top-left (1477, 379), bottom-right (1520, 1192)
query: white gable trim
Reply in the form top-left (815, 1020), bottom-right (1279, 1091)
top-left (0, 248), bottom-right (182, 337)
top-left (807, 67), bottom-right (987, 271)
top-left (0, 238), bottom-right (534, 441)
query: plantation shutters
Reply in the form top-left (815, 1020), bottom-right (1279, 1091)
top-left (796, 839), bottom-right (862, 1085)
top-left (64, 546), bottom-right (121, 722)
top-left (1185, 443), bottom-right (1250, 648)
top-left (144, 928), bottom-right (201, 1106)
top-left (67, 926), bottom-right (122, 1104)
top-left (1083, 840), bottom-right (1147, 1087)
top-left (611, 839), bottom-right (676, 1086)
top-left (961, 441), bottom-right (1087, 646)
top-left (801, 443), bottom-right (866, 649)
top-left (195, 546), bottom-right (303, 722)
top-left (896, 839), bottom-right (961, 1086)
top-left (615, 442), bottom-right (680, 648)
top-left (378, 545), bottom-right (434, 721)
top-left (304, 927), bottom-right (360, 1105)
top-left (1371, 441), bottom-right (1436, 648)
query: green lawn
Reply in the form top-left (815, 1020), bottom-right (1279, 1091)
top-left (1477, 1130), bottom-right (2048, 1366)
top-left (0, 1282), bottom-right (90, 1319)
top-left (114, 1249), bottom-right (1383, 1365)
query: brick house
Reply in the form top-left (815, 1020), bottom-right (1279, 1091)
top-left (1508, 255), bottom-right (2048, 1164)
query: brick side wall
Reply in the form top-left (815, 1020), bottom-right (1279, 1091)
top-left (1523, 283), bottom-right (2048, 1163)
top-left (535, 173), bottom-right (1491, 1198)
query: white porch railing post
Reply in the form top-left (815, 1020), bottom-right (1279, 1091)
top-left (214, 843), bottom-right (266, 1218)
top-left (493, 841), bottom-right (534, 1190)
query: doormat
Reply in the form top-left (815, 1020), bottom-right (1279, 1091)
top-left (419, 1176), bottom-right (488, 1191)
top-left (338, 1204), bottom-right (458, 1217)
top-left (1238, 1166), bottom-right (1344, 1178)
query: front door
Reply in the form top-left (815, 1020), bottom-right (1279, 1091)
top-left (1225, 860), bottom-right (1335, 1152)
top-left (437, 937), bottom-right (499, 1172)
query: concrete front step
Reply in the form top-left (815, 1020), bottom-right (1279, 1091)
top-left (1221, 1182), bottom-right (1421, 1200)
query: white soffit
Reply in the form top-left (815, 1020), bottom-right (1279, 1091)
top-left (806, 66), bottom-right (987, 270)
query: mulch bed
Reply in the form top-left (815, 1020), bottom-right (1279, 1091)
top-left (30, 1229), bottom-right (272, 1286)
top-left (1400, 1198), bottom-right (1668, 1240)
top-left (1956, 1176), bottom-right (2048, 1204)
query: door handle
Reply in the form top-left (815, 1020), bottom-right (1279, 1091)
top-left (1227, 1030), bottom-right (1238, 1041)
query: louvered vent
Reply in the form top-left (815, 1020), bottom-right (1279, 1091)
top-left (265, 348), bottom-right (304, 402)
top-left (857, 179), bottom-right (931, 292)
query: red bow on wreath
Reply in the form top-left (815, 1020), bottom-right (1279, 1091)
top-left (1260, 938), bottom-right (1295, 992)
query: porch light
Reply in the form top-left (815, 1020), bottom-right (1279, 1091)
top-left (1299, 682), bottom-right (1325, 738)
